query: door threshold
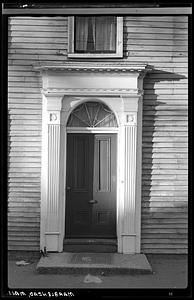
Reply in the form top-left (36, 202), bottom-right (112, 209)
top-left (63, 238), bottom-right (117, 252)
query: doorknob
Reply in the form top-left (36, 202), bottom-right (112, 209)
top-left (88, 199), bottom-right (98, 204)
top-left (66, 186), bottom-right (71, 190)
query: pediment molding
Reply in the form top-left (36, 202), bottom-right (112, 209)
top-left (34, 61), bottom-right (151, 74)
top-left (36, 61), bottom-right (151, 96)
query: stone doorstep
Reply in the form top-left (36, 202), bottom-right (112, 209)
top-left (36, 253), bottom-right (152, 275)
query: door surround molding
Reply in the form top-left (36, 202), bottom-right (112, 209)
top-left (37, 61), bottom-right (151, 253)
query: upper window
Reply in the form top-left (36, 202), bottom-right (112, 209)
top-left (68, 16), bottom-right (123, 58)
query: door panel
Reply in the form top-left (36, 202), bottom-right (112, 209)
top-left (71, 135), bottom-right (91, 191)
top-left (94, 137), bottom-right (111, 192)
top-left (65, 133), bottom-right (117, 238)
top-left (92, 135), bottom-right (117, 237)
top-left (65, 134), bottom-right (94, 237)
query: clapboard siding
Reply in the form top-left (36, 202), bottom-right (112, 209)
top-left (8, 15), bottom-right (188, 253)
top-left (133, 17), bottom-right (188, 253)
top-left (125, 16), bottom-right (188, 254)
top-left (8, 16), bottom-right (68, 251)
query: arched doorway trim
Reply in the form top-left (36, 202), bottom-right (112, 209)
top-left (67, 101), bottom-right (118, 128)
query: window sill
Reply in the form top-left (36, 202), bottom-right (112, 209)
top-left (68, 53), bottom-right (123, 58)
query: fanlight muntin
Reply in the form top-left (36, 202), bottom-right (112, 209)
top-left (67, 101), bottom-right (118, 130)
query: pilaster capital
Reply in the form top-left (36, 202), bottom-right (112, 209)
top-left (121, 95), bottom-right (141, 113)
top-left (47, 111), bottom-right (61, 125)
top-left (42, 92), bottom-right (63, 111)
top-left (124, 113), bottom-right (137, 126)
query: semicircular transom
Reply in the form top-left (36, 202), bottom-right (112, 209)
top-left (67, 101), bottom-right (118, 127)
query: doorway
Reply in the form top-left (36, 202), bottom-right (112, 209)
top-left (40, 65), bottom-right (146, 253)
top-left (65, 133), bottom-right (117, 240)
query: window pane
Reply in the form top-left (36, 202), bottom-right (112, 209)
top-left (74, 16), bottom-right (116, 53)
top-left (75, 17), bottom-right (89, 51)
top-left (95, 16), bottom-right (116, 52)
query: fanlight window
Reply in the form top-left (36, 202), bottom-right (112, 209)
top-left (67, 102), bottom-right (118, 127)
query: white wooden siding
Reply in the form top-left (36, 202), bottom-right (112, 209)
top-left (8, 17), bottom-right (68, 251)
top-left (8, 16), bottom-right (188, 253)
top-left (123, 16), bottom-right (188, 254)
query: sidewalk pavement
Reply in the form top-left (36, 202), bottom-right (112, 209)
top-left (7, 252), bottom-right (188, 289)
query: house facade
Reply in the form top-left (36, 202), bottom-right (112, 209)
top-left (7, 10), bottom-right (188, 254)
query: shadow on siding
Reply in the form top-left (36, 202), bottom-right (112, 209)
top-left (141, 69), bottom-right (188, 251)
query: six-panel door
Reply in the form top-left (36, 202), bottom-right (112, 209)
top-left (65, 133), bottom-right (117, 238)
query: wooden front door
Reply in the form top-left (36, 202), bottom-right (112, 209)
top-left (65, 133), bottom-right (117, 238)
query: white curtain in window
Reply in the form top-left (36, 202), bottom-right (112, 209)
top-left (95, 17), bottom-right (116, 51)
top-left (75, 17), bottom-right (89, 51)
top-left (75, 16), bottom-right (116, 52)
top-left (91, 17), bottom-right (96, 47)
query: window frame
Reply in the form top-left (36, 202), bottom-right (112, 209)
top-left (68, 16), bottom-right (123, 58)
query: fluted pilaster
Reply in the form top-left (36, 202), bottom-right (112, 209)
top-left (46, 124), bottom-right (60, 232)
top-left (122, 123), bottom-right (137, 253)
top-left (41, 95), bottom-right (63, 252)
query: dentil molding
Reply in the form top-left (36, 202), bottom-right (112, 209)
top-left (34, 61), bottom-right (152, 73)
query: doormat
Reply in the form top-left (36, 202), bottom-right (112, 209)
top-left (70, 253), bottom-right (112, 265)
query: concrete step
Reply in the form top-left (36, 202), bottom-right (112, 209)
top-left (36, 252), bottom-right (152, 275)
top-left (63, 238), bottom-right (117, 252)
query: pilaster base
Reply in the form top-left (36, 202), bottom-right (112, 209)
top-left (122, 234), bottom-right (136, 254)
top-left (45, 234), bottom-right (60, 252)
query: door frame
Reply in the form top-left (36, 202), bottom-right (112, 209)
top-left (61, 95), bottom-right (142, 254)
top-left (40, 94), bottom-right (142, 254)
top-left (65, 131), bottom-right (118, 239)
